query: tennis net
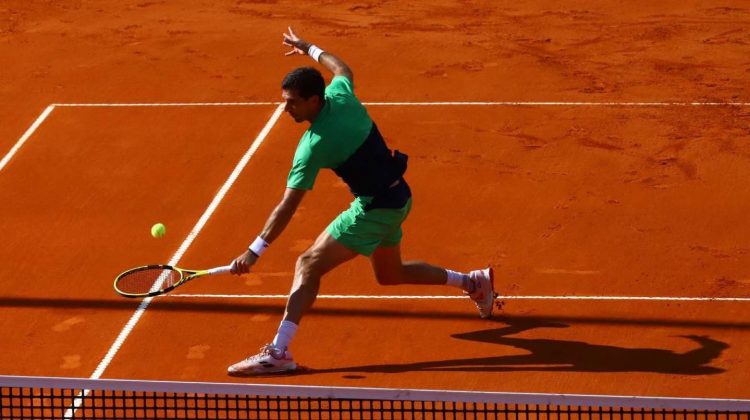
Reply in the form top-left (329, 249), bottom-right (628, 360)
top-left (1, 375), bottom-right (748, 419)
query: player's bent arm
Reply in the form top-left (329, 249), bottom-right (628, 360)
top-left (283, 27), bottom-right (353, 81)
top-left (318, 52), bottom-right (353, 82)
top-left (259, 187), bottom-right (306, 243)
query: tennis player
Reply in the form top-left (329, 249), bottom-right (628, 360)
top-left (227, 27), bottom-right (496, 375)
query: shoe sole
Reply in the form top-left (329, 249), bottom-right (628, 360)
top-left (481, 267), bottom-right (495, 319)
top-left (227, 363), bottom-right (297, 377)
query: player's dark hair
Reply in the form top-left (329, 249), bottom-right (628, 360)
top-left (281, 67), bottom-right (325, 101)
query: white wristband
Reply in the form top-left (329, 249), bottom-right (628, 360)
top-left (249, 236), bottom-right (269, 257)
top-left (308, 45), bottom-right (325, 62)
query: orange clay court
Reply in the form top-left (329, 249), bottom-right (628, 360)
top-left (1, 0), bottom-right (750, 401)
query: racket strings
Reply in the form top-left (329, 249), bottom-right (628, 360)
top-left (116, 267), bottom-right (182, 295)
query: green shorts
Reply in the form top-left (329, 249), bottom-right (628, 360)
top-left (326, 197), bottom-right (412, 256)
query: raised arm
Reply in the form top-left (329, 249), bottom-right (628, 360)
top-left (282, 27), bottom-right (353, 82)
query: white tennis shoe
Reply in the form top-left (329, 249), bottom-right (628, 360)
top-left (466, 267), bottom-right (496, 319)
top-left (227, 344), bottom-right (296, 376)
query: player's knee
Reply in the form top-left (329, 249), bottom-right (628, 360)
top-left (296, 252), bottom-right (314, 270)
top-left (296, 251), bottom-right (322, 277)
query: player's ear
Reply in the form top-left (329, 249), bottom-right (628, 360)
top-left (312, 94), bottom-right (323, 108)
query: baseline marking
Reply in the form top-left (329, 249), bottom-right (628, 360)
top-left (366, 101), bottom-right (750, 107)
top-left (54, 102), bottom-right (278, 107)
top-left (63, 104), bottom-right (285, 419)
top-left (54, 101), bottom-right (750, 107)
top-left (0, 105), bottom-right (55, 173)
top-left (167, 294), bottom-right (750, 302)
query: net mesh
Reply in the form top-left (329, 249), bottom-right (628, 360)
top-left (115, 267), bottom-right (181, 295)
top-left (1, 376), bottom-right (748, 420)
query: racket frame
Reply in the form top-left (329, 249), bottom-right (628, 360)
top-left (114, 264), bottom-right (231, 298)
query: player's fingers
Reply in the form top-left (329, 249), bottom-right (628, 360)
top-left (240, 260), bottom-right (252, 274)
top-left (230, 261), bottom-right (245, 275)
top-left (284, 50), bottom-right (296, 56)
top-left (283, 40), bottom-right (301, 49)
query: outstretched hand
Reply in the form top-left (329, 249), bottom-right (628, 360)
top-left (282, 26), bottom-right (309, 56)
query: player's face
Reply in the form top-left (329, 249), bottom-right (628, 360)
top-left (282, 89), bottom-right (320, 123)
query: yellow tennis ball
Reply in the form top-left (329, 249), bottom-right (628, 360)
top-left (151, 223), bottom-right (166, 239)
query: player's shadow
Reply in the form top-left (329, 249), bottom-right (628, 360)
top-left (308, 319), bottom-right (728, 375)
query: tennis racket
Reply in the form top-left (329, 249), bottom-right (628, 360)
top-left (114, 264), bottom-right (233, 298)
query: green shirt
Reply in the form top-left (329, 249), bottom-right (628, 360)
top-left (286, 76), bottom-right (373, 190)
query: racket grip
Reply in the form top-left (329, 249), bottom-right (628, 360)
top-left (207, 265), bottom-right (234, 275)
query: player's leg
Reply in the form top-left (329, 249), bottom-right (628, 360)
top-left (370, 242), bottom-right (496, 319)
top-left (369, 197), bottom-right (497, 319)
top-left (283, 230), bottom-right (358, 324)
top-left (370, 243), bottom-right (452, 286)
top-left (228, 230), bottom-right (357, 376)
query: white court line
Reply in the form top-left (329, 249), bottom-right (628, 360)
top-left (365, 101), bottom-right (750, 106)
top-left (0, 105), bottom-right (55, 173)
top-left (54, 102), bottom-right (279, 107)
top-left (54, 101), bottom-right (750, 107)
top-left (167, 294), bottom-right (750, 302)
top-left (63, 103), bottom-right (285, 419)
top-left (90, 103), bottom-right (282, 375)
top-left (21, 98), bottom-right (744, 416)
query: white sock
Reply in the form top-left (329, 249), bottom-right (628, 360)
top-left (271, 320), bottom-right (298, 351)
top-left (446, 269), bottom-right (472, 292)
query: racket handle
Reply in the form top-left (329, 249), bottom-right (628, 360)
top-left (207, 265), bottom-right (234, 275)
